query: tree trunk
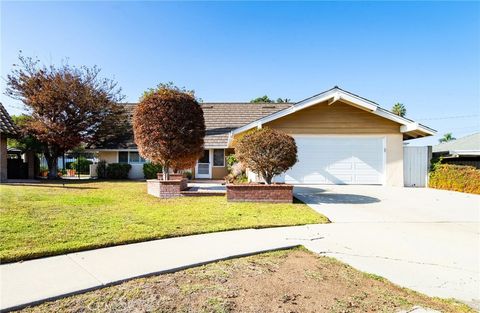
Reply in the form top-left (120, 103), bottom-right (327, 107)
top-left (263, 172), bottom-right (272, 185)
top-left (163, 163), bottom-right (170, 180)
top-left (45, 153), bottom-right (59, 179)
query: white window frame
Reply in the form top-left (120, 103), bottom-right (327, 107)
top-left (117, 151), bottom-right (147, 164)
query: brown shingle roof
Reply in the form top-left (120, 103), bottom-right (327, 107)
top-left (0, 103), bottom-right (18, 136)
top-left (91, 102), bottom-right (292, 149)
top-left (202, 103), bottom-right (292, 147)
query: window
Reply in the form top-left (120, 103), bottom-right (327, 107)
top-left (129, 152), bottom-right (140, 163)
top-left (213, 149), bottom-right (225, 167)
top-left (118, 151), bottom-right (146, 164)
top-left (118, 152), bottom-right (128, 163)
top-left (199, 150), bottom-right (210, 163)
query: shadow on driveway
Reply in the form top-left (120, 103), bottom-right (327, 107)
top-left (294, 186), bottom-right (380, 204)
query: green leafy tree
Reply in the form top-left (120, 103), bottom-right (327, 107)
top-left (439, 133), bottom-right (456, 143)
top-left (250, 95), bottom-right (274, 103)
top-left (250, 96), bottom-right (291, 103)
top-left (5, 54), bottom-right (128, 178)
top-left (276, 98), bottom-right (291, 103)
top-left (235, 128), bottom-right (297, 184)
top-left (392, 103), bottom-right (406, 117)
top-left (7, 114), bottom-right (43, 153)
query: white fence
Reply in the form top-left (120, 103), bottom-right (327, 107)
top-left (403, 146), bottom-right (431, 187)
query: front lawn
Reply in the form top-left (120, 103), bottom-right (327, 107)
top-left (16, 248), bottom-right (473, 313)
top-left (0, 181), bottom-right (327, 263)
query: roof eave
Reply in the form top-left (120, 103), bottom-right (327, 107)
top-left (229, 87), bottom-right (436, 140)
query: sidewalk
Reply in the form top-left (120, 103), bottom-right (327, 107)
top-left (2, 214), bottom-right (479, 311)
top-left (0, 227), bottom-right (309, 312)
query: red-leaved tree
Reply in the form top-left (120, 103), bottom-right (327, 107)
top-left (235, 128), bottom-right (297, 184)
top-left (5, 54), bottom-right (128, 178)
top-left (132, 83), bottom-right (205, 180)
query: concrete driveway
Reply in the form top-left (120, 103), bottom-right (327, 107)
top-left (294, 185), bottom-right (480, 309)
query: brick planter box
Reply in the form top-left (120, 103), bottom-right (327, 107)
top-left (226, 184), bottom-right (293, 203)
top-left (156, 173), bottom-right (185, 180)
top-left (147, 179), bottom-right (188, 199)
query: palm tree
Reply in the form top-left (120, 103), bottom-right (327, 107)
top-left (439, 133), bottom-right (456, 143)
top-left (392, 103), bottom-right (406, 117)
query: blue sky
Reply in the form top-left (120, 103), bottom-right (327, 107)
top-left (1, 1), bottom-right (479, 146)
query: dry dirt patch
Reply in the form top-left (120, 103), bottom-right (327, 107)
top-left (17, 248), bottom-right (472, 313)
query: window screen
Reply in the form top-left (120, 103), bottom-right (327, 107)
top-left (199, 150), bottom-right (210, 163)
top-left (129, 152), bottom-right (140, 163)
top-left (118, 152), bottom-right (128, 163)
top-left (213, 149), bottom-right (225, 166)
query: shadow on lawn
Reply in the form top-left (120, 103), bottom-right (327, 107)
top-left (3, 183), bottom-right (98, 190)
top-left (3, 179), bottom-right (146, 189)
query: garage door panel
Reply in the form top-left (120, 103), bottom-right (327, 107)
top-left (328, 161), bottom-right (354, 170)
top-left (285, 137), bottom-right (384, 185)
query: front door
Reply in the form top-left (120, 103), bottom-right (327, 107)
top-left (195, 150), bottom-right (211, 179)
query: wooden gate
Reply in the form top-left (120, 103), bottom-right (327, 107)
top-left (403, 146), bottom-right (432, 187)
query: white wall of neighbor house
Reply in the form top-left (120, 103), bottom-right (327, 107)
top-left (128, 164), bottom-right (144, 179)
top-left (94, 150), bottom-right (146, 179)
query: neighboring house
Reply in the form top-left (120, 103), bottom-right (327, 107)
top-left (0, 103), bottom-right (19, 182)
top-left (432, 132), bottom-right (480, 168)
top-left (88, 87), bottom-right (435, 186)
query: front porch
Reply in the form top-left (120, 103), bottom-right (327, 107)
top-left (193, 148), bottom-right (233, 180)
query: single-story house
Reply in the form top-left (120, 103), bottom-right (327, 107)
top-left (0, 102), bottom-right (19, 182)
top-left (88, 86), bottom-right (435, 186)
top-left (432, 132), bottom-right (480, 169)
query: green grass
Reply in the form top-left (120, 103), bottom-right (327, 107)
top-left (0, 180), bottom-right (327, 263)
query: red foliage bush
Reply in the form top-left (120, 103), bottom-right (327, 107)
top-left (429, 164), bottom-right (480, 194)
top-left (235, 128), bottom-right (297, 184)
top-left (133, 84), bottom-right (205, 180)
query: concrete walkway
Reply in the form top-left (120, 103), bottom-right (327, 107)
top-left (0, 227), bottom-right (304, 312)
top-left (294, 185), bottom-right (480, 310)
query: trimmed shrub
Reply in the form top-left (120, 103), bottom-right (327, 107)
top-left (106, 163), bottom-right (132, 179)
top-left (68, 157), bottom-right (93, 173)
top-left (96, 160), bottom-right (107, 179)
top-left (235, 128), bottom-right (297, 184)
top-left (429, 164), bottom-right (480, 194)
top-left (143, 163), bottom-right (163, 179)
top-left (183, 170), bottom-right (193, 180)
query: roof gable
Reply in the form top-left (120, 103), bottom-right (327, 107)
top-left (231, 87), bottom-right (435, 140)
top-left (433, 132), bottom-right (480, 153)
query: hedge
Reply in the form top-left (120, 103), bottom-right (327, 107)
top-left (429, 164), bottom-right (480, 194)
top-left (96, 160), bottom-right (108, 179)
top-left (106, 163), bottom-right (132, 179)
top-left (143, 163), bottom-right (162, 179)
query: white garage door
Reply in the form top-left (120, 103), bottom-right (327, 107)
top-left (284, 136), bottom-right (385, 185)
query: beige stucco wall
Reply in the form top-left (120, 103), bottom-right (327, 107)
top-left (98, 151), bottom-right (118, 163)
top-left (235, 101), bottom-right (405, 187)
top-left (212, 166), bottom-right (228, 179)
top-left (385, 134), bottom-right (404, 187)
